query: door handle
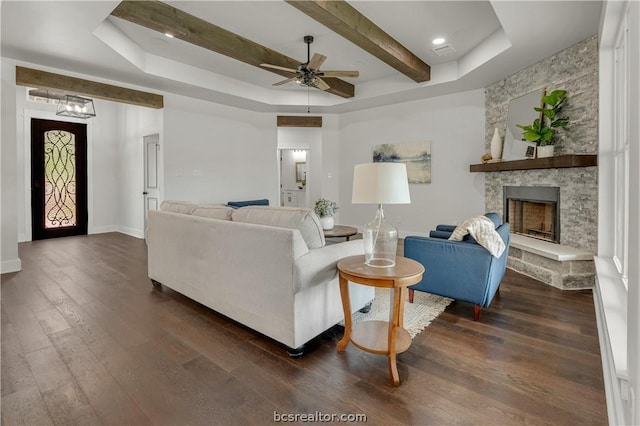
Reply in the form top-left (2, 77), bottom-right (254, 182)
top-left (143, 191), bottom-right (148, 195)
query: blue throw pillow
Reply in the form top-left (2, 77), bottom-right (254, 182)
top-left (484, 212), bottom-right (501, 229)
top-left (227, 199), bottom-right (270, 208)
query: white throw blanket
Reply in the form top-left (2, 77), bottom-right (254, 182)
top-left (448, 215), bottom-right (506, 258)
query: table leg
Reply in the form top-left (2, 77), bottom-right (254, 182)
top-left (398, 287), bottom-right (407, 329)
top-left (388, 286), bottom-right (402, 386)
top-left (337, 274), bottom-right (352, 352)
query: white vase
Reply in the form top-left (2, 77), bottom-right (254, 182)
top-left (320, 216), bottom-right (334, 230)
top-left (490, 127), bottom-right (503, 161)
top-left (536, 145), bottom-right (555, 158)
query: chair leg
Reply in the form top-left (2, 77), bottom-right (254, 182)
top-left (408, 288), bottom-right (415, 303)
top-left (473, 304), bottom-right (481, 321)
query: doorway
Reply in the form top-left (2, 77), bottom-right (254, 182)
top-left (143, 134), bottom-right (160, 235)
top-left (31, 118), bottom-right (88, 240)
top-left (280, 149), bottom-right (308, 208)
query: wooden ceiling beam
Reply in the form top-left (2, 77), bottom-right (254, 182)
top-left (277, 116), bottom-right (322, 127)
top-left (16, 66), bottom-right (164, 109)
top-left (110, 0), bottom-right (355, 98)
top-left (285, 0), bottom-right (431, 83)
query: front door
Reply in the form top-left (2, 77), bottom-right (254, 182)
top-left (31, 118), bottom-right (88, 240)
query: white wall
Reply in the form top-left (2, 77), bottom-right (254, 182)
top-left (1, 60), bottom-right (20, 273)
top-left (163, 94), bottom-right (277, 205)
top-left (320, 114), bottom-right (341, 214)
top-left (119, 105), bottom-right (162, 237)
top-left (338, 89), bottom-right (486, 236)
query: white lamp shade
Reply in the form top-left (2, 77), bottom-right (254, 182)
top-left (352, 162), bottom-right (411, 204)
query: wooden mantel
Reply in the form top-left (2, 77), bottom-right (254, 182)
top-left (470, 154), bottom-right (597, 173)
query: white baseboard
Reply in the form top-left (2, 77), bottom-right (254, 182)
top-left (92, 224), bottom-right (143, 239)
top-left (90, 225), bottom-right (119, 235)
top-left (1, 258), bottom-right (22, 274)
top-left (117, 226), bottom-right (144, 239)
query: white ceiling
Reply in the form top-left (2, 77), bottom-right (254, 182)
top-left (1, 1), bottom-right (603, 113)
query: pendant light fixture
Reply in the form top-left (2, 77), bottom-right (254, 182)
top-left (56, 95), bottom-right (96, 119)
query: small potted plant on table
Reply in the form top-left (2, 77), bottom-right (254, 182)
top-left (314, 198), bottom-right (338, 230)
top-left (516, 89), bottom-right (569, 158)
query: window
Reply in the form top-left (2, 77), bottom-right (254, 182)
top-left (613, 7), bottom-right (630, 288)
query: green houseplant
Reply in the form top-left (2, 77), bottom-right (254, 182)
top-left (314, 198), bottom-right (338, 230)
top-left (516, 89), bottom-right (569, 157)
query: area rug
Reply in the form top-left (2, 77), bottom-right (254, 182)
top-left (351, 289), bottom-right (453, 338)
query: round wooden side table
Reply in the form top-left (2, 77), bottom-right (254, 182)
top-left (323, 225), bottom-right (358, 241)
top-left (336, 255), bottom-right (425, 386)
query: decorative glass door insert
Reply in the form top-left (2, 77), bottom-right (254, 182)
top-left (44, 129), bottom-right (77, 228)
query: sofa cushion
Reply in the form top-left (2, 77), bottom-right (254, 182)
top-left (227, 199), bottom-right (269, 208)
top-left (192, 205), bottom-right (234, 221)
top-left (160, 200), bottom-right (197, 215)
top-left (232, 206), bottom-right (325, 249)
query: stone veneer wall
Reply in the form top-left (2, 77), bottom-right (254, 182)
top-left (484, 36), bottom-right (598, 288)
top-left (484, 35), bottom-right (599, 253)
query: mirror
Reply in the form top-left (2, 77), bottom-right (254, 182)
top-left (295, 162), bottom-right (307, 183)
top-left (503, 88), bottom-right (545, 160)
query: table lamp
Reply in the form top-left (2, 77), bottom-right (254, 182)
top-left (352, 162), bottom-right (411, 267)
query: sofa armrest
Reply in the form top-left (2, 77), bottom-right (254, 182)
top-left (435, 224), bottom-right (457, 232)
top-left (429, 230), bottom-right (452, 239)
top-left (294, 239), bottom-right (364, 293)
top-left (404, 236), bottom-right (495, 304)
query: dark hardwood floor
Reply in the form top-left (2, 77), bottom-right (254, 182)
top-left (1, 233), bottom-right (607, 425)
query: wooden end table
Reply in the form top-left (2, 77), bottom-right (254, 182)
top-left (323, 225), bottom-right (358, 241)
top-left (336, 255), bottom-right (424, 386)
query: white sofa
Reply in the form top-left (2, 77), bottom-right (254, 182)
top-left (146, 201), bottom-right (374, 353)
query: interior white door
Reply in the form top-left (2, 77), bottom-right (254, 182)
top-left (143, 134), bottom-right (160, 236)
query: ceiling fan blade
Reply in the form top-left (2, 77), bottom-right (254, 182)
top-left (273, 77), bottom-right (298, 86)
top-left (314, 77), bottom-right (331, 91)
top-left (319, 70), bottom-right (360, 78)
top-left (260, 63), bottom-right (298, 73)
top-left (307, 53), bottom-right (327, 71)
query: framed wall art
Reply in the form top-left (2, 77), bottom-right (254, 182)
top-left (373, 141), bottom-right (431, 183)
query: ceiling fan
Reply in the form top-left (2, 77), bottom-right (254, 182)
top-left (260, 35), bottom-right (359, 91)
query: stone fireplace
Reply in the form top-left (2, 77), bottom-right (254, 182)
top-left (481, 35), bottom-right (598, 290)
top-left (483, 170), bottom-right (597, 290)
top-left (504, 186), bottom-right (560, 244)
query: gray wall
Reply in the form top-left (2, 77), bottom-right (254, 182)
top-left (484, 35), bottom-right (599, 251)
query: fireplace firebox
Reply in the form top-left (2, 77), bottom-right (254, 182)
top-left (504, 186), bottom-right (560, 243)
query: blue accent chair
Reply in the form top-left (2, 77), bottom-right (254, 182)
top-left (403, 213), bottom-right (510, 321)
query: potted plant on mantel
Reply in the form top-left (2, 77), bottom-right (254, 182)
top-left (516, 89), bottom-right (569, 158)
top-left (314, 198), bottom-right (338, 230)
